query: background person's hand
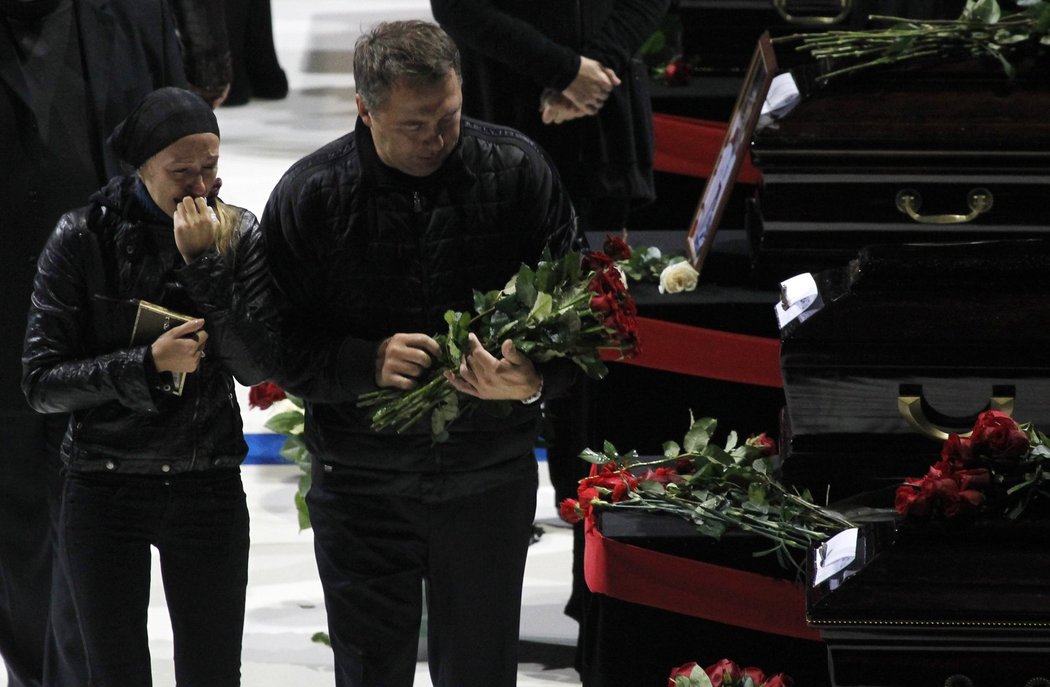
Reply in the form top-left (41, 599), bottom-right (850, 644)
top-left (561, 57), bottom-right (620, 115)
top-left (173, 195), bottom-right (218, 262)
top-left (375, 333), bottom-right (442, 390)
top-left (151, 319), bottom-right (207, 374)
top-left (540, 90), bottom-right (589, 125)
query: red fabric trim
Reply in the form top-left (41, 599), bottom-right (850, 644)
top-left (584, 518), bottom-right (821, 641)
top-left (604, 317), bottom-right (783, 388)
top-left (653, 113), bottom-right (762, 185)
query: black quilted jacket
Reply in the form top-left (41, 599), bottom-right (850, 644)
top-left (22, 176), bottom-right (280, 475)
top-left (262, 117), bottom-right (579, 495)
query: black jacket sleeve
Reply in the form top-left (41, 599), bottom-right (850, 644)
top-left (261, 159), bottom-right (379, 404)
top-left (178, 206), bottom-right (281, 386)
top-left (431, 0), bottom-right (581, 91)
top-left (22, 215), bottom-right (160, 414)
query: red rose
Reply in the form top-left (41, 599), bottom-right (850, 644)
top-left (940, 433), bottom-right (974, 466)
top-left (583, 251), bottom-right (615, 272)
top-left (895, 483), bottom-right (929, 517)
top-left (558, 498), bottom-right (582, 524)
top-left (955, 467), bottom-right (991, 491)
top-left (640, 466), bottom-right (684, 486)
top-left (603, 235), bottom-right (632, 261)
top-left (970, 410), bottom-right (1028, 459)
top-left (675, 457), bottom-right (696, 474)
top-left (582, 464), bottom-right (638, 503)
top-left (705, 658), bottom-right (742, 685)
top-left (590, 292), bottom-right (617, 313)
top-left (746, 433), bottom-right (777, 457)
top-left (762, 673), bottom-right (794, 687)
top-left (743, 667), bottom-right (766, 684)
top-left (576, 487), bottom-right (601, 519)
top-left (248, 382), bottom-right (286, 410)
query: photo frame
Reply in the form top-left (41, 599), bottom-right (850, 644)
top-left (687, 32), bottom-right (777, 271)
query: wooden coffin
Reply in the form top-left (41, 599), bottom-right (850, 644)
top-left (748, 66), bottom-right (1050, 283)
top-left (808, 518), bottom-right (1050, 686)
top-left (778, 240), bottom-right (1050, 499)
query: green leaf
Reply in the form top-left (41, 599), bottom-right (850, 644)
top-left (683, 421), bottom-right (711, 454)
top-left (515, 264), bottom-right (537, 307)
top-left (265, 410), bottom-right (305, 435)
top-left (748, 482), bottom-right (768, 506)
top-left (724, 430), bottom-right (739, 452)
top-left (637, 480), bottom-right (667, 496)
top-left (294, 490), bottom-right (312, 530)
top-left (638, 30), bottom-right (667, 57)
top-left (534, 259), bottom-right (556, 293)
top-left (663, 440), bottom-right (681, 460)
top-left (1037, 3), bottom-right (1050, 32)
top-left (311, 632), bottom-right (331, 646)
top-left (963, 0), bottom-right (1001, 23)
top-left (528, 291), bottom-right (554, 323)
top-left (580, 448), bottom-right (611, 465)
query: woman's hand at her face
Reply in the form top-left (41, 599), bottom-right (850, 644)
top-left (173, 196), bottom-right (219, 263)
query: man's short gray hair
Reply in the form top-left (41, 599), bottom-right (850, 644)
top-left (353, 20), bottom-right (462, 111)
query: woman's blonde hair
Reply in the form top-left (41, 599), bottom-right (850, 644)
top-left (211, 198), bottom-right (239, 261)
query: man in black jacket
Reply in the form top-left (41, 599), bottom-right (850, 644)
top-left (430, 0), bottom-right (669, 654)
top-left (0, 2), bottom-right (186, 685)
top-left (261, 19), bottom-right (577, 687)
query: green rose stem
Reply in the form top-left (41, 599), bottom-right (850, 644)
top-left (773, 5), bottom-right (1050, 83)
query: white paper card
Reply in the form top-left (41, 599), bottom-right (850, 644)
top-left (761, 72), bottom-right (800, 118)
top-left (812, 527), bottom-right (859, 586)
top-left (775, 272), bottom-right (820, 328)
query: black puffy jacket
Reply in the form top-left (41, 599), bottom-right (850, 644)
top-left (22, 176), bottom-right (280, 475)
top-left (262, 118), bottom-right (579, 497)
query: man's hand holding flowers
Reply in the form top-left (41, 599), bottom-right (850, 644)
top-left (356, 244), bottom-right (640, 441)
top-left (443, 333), bottom-right (542, 402)
top-left (375, 332), bottom-right (442, 391)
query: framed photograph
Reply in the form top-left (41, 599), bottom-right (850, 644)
top-left (687, 32), bottom-right (777, 271)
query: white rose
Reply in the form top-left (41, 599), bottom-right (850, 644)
top-left (658, 260), bottom-right (699, 294)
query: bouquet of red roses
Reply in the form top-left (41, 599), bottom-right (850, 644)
top-left (356, 243), bottom-right (640, 442)
top-left (669, 657), bottom-right (793, 687)
top-left (895, 409), bottom-right (1050, 521)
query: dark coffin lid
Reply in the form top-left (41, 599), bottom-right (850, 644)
top-left (780, 239), bottom-right (1050, 353)
top-left (779, 241), bottom-right (1050, 441)
top-left (808, 517), bottom-right (1050, 626)
top-left (751, 68), bottom-right (1050, 171)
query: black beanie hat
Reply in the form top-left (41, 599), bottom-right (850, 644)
top-left (107, 87), bottom-right (220, 168)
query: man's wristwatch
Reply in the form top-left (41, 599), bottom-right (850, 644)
top-left (520, 375), bottom-right (544, 405)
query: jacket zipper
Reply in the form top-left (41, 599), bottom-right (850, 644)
top-left (412, 189), bottom-right (441, 469)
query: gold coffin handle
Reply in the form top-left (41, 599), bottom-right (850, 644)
top-left (773, 0), bottom-right (851, 25)
top-left (895, 187), bottom-right (994, 225)
top-left (897, 384), bottom-right (1015, 441)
